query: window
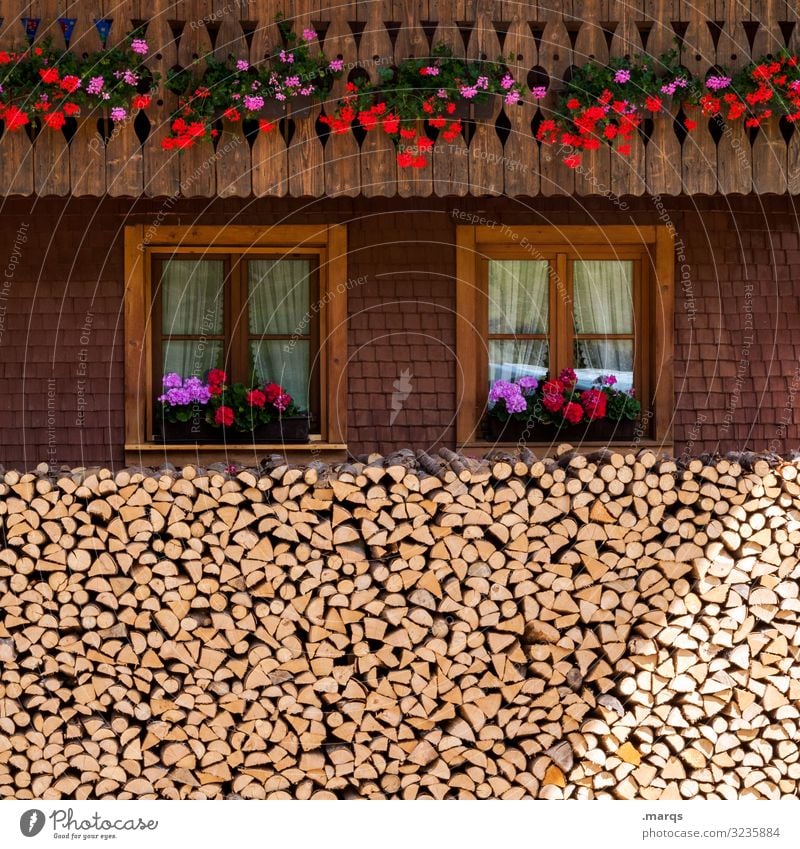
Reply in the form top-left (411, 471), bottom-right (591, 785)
top-left (455, 225), bottom-right (674, 446)
top-left (124, 225), bottom-right (348, 461)
top-left (153, 255), bottom-right (319, 415)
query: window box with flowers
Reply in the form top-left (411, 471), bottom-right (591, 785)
top-left (455, 225), bottom-right (675, 453)
top-left (487, 371), bottom-right (640, 444)
top-left (155, 371), bottom-right (310, 444)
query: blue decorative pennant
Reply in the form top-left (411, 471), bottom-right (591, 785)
top-left (94, 18), bottom-right (112, 47)
top-left (21, 17), bottom-right (40, 44)
top-left (58, 17), bottom-right (77, 47)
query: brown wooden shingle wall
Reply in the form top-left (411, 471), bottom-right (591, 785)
top-left (0, 194), bottom-right (797, 468)
top-left (0, 0), bottom-right (798, 197)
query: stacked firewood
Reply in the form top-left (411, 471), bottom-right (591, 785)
top-left (0, 446), bottom-right (798, 799)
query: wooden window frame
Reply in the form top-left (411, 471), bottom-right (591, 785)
top-left (124, 224), bottom-right (348, 462)
top-left (455, 224), bottom-right (674, 450)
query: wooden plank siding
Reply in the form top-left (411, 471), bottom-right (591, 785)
top-left (0, 0), bottom-right (799, 196)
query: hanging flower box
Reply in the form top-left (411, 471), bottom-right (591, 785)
top-left (471, 93), bottom-right (499, 122)
top-left (289, 94), bottom-right (314, 118)
top-left (262, 99), bottom-right (286, 120)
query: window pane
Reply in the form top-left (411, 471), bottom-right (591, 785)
top-left (573, 260), bottom-right (633, 334)
top-left (489, 339), bottom-right (548, 385)
top-left (161, 260), bottom-right (225, 335)
top-left (163, 340), bottom-right (223, 378)
top-left (488, 260), bottom-right (549, 335)
top-left (573, 340), bottom-right (634, 391)
top-left (249, 259), bottom-right (311, 335)
top-left (251, 340), bottom-right (309, 410)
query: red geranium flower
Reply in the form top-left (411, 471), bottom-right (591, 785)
top-left (3, 106), bottom-right (29, 131)
top-left (542, 380), bottom-right (565, 413)
top-left (580, 388), bottom-right (607, 420)
top-left (59, 75), bottom-right (81, 93)
top-left (358, 111), bottom-right (378, 131)
top-left (259, 119), bottom-right (276, 133)
top-left (246, 389), bottom-right (266, 408)
top-left (39, 67), bottom-right (59, 84)
top-left (563, 401), bottom-right (584, 424)
top-left (566, 98), bottom-right (581, 110)
top-left (446, 102), bottom-right (456, 114)
top-left (63, 102), bottom-right (80, 117)
top-left (399, 127), bottom-right (417, 140)
top-left (214, 406), bottom-right (234, 427)
top-left (416, 136), bottom-right (433, 151)
top-left (132, 94), bottom-right (151, 110)
top-left (397, 151), bottom-right (414, 167)
top-left (223, 107), bottom-right (240, 122)
top-left (274, 393), bottom-right (292, 412)
top-left (429, 115), bottom-right (446, 129)
top-left (43, 110), bottom-right (65, 130)
top-left (543, 393), bottom-right (565, 413)
top-left (0, 52), bottom-right (11, 64)
top-left (645, 95), bottom-right (662, 112)
top-left (558, 368), bottom-right (577, 388)
top-left (684, 118), bottom-right (697, 131)
top-left (441, 122), bottom-right (461, 142)
top-left (411, 155), bottom-right (427, 168)
top-left (207, 369), bottom-right (227, 394)
top-left (564, 154), bottom-right (581, 168)
top-left (263, 383), bottom-right (284, 403)
top-left (382, 114), bottom-right (400, 134)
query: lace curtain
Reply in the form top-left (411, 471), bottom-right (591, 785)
top-left (487, 260), bottom-right (549, 383)
top-left (161, 259), bottom-right (225, 378)
top-left (248, 259), bottom-right (312, 409)
top-left (573, 259), bottom-right (634, 391)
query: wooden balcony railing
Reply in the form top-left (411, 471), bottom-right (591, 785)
top-left (0, 0), bottom-right (797, 198)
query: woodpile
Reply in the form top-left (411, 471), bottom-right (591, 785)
top-left (0, 446), bottom-right (798, 799)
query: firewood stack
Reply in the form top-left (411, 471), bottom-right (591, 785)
top-left (0, 446), bottom-right (798, 800)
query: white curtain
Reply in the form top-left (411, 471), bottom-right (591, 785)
top-left (488, 260), bottom-right (549, 384)
top-left (249, 259), bottom-right (312, 408)
top-left (488, 259), bottom-right (548, 334)
top-left (573, 260), bottom-right (634, 389)
top-left (161, 260), bottom-right (225, 378)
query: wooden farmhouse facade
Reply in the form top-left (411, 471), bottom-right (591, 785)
top-left (0, 0), bottom-right (798, 468)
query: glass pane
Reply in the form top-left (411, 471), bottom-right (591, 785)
top-left (249, 260), bottom-right (311, 335)
top-left (488, 260), bottom-right (549, 335)
top-left (250, 340), bottom-right (309, 410)
top-left (573, 340), bottom-right (634, 391)
top-left (489, 339), bottom-right (548, 385)
top-left (573, 260), bottom-right (633, 334)
top-left (162, 340), bottom-right (223, 379)
top-left (161, 260), bottom-right (225, 335)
